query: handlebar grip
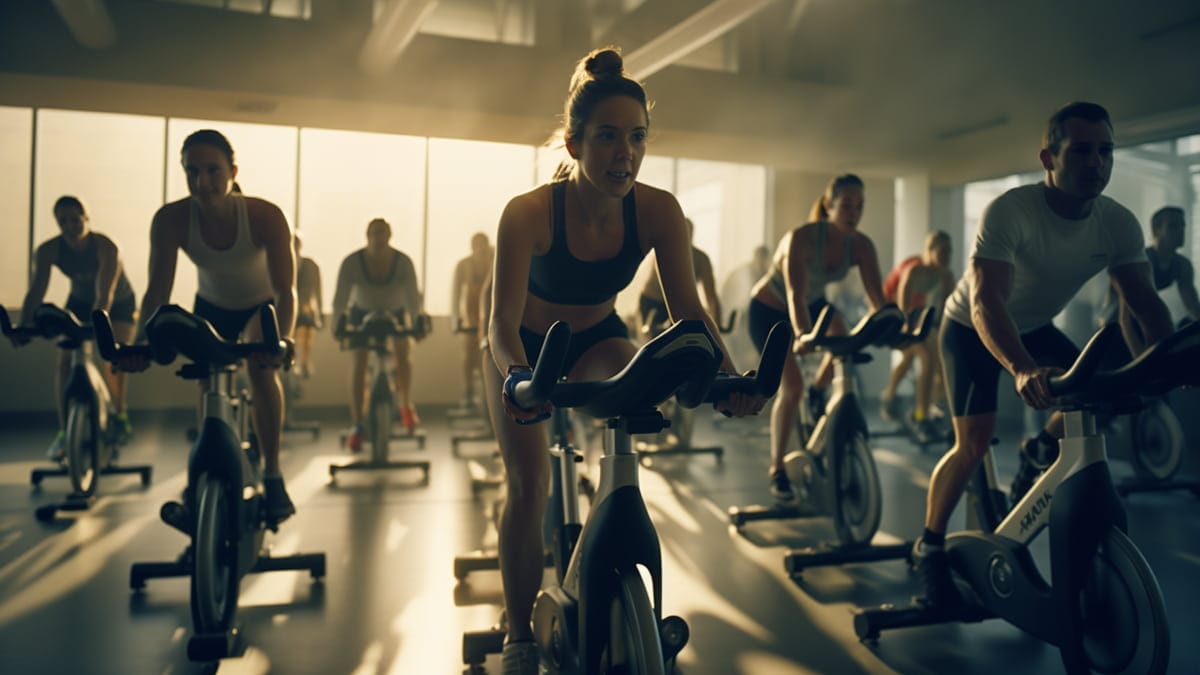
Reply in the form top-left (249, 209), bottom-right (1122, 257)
top-left (0, 306), bottom-right (12, 336)
top-left (524, 321), bottom-right (569, 406)
top-left (1048, 322), bottom-right (1121, 396)
top-left (754, 322), bottom-right (792, 397)
top-left (719, 309), bottom-right (737, 334)
top-left (258, 304), bottom-right (285, 354)
top-left (91, 309), bottom-right (120, 362)
top-left (800, 304), bottom-right (835, 346)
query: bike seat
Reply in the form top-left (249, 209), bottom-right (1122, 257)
top-left (800, 304), bottom-right (906, 357)
top-left (1050, 320), bottom-right (1200, 408)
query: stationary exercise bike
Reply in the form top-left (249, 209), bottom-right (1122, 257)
top-left (95, 305), bottom-right (326, 661)
top-left (331, 310), bottom-right (431, 482)
top-left (727, 304), bottom-right (908, 553)
top-left (527, 319), bottom-right (787, 673)
top-left (1, 304), bottom-right (152, 521)
top-left (854, 320), bottom-right (1198, 675)
top-left (634, 310), bottom-right (739, 463)
top-left (783, 306), bottom-right (938, 576)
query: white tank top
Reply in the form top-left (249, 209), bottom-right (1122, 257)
top-left (183, 194), bottom-right (274, 310)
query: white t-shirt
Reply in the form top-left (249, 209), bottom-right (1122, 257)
top-left (943, 184), bottom-right (1146, 333)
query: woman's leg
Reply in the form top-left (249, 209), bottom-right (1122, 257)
top-left (485, 355), bottom-right (551, 643)
top-left (350, 349), bottom-right (368, 427)
top-left (108, 321), bottom-right (136, 415)
top-left (771, 356), bottom-right (803, 475)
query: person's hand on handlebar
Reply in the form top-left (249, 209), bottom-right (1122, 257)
top-left (791, 334), bottom-right (813, 357)
top-left (248, 337), bottom-right (295, 371)
top-left (714, 370), bottom-right (768, 417)
top-left (1014, 365), bottom-right (1063, 410)
top-left (501, 366), bottom-right (553, 424)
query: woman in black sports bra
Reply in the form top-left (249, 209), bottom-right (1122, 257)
top-left (484, 47), bottom-right (765, 673)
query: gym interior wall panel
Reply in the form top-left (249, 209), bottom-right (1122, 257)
top-left (424, 137), bottom-right (535, 316)
top-left (32, 109), bottom-right (165, 312)
top-left (297, 128), bottom-right (427, 313)
top-left (0, 106), bottom-right (32, 309)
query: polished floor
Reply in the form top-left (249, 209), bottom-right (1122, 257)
top-left (1, 402), bottom-right (1198, 675)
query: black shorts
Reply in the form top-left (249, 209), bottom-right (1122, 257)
top-left (296, 310), bottom-right (318, 329)
top-left (747, 297), bottom-right (829, 352)
top-left (194, 295), bottom-right (272, 342)
top-left (639, 295), bottom-right (669, 334)
top-left (519, 312), bottom-right (630, 375)
top-left (347, 306), bottom-right (407, 329)
top-left (940, 317), bottom-right (1079, 417)
top-left (67, 293), bottom-right (136, 325)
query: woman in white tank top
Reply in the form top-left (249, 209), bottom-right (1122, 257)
top-left (117, 129), bottom-right (299, 527)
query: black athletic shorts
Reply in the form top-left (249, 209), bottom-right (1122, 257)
top-left (940, 316), bottom-right (1079, 417)
top-left (747, 297), bottom-right (829, 352)
top-left (194, 295), bottom-right (272, 342)
top-left (519, 311), bottom-right (630, 375)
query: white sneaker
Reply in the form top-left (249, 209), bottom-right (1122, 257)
top-left (501, 641), bottom-right (539, 675)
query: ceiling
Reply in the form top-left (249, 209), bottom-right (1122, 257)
top-left (1, 0), bottom-right (1199, 185)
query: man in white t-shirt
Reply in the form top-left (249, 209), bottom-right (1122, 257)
top-left (911, 102), bottom-right (1174, 607)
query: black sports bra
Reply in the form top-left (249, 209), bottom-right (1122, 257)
top-left (527, 181), bottom-right (645, 305)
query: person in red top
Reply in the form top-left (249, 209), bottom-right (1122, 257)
top-left (879, 231), bottom-right (955, 439)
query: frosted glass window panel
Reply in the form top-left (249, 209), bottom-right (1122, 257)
top-left (676, 159), bottom-right (766, 310)
top-left (0, 107), bottom-right (33, 308)
top-left (425, 138), bottom-right (536, 316)
top-left (166, 119), bottom-right (298, 306)
top-left (637, 155), bottom-right (675, 192)
top-left (417, 0), bottom-right (535, 46)
top-left (535, 145), bottom-right (568, 185)
top-left (297, 128), bottom-right (427, 312)
top-left (33, 110), bottom-right (165, 314)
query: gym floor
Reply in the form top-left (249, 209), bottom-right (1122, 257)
top-left (1, 404), bottom-right (1198, 674)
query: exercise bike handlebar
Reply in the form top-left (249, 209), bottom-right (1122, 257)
top-left (0, 305), bottom-right (44, 341)
top-left (94, 304), bottom-right (285, 369)
top-left (335, 309), bottom-right (430, 347)
top-left (798, 303), bottom-right (907, 356)
top-left (1049, 319), bottom-right (1200, 404)
top-left (514, 319), bottom-right (790, 420)
top-left (881, 305), bottom-right (937, 350)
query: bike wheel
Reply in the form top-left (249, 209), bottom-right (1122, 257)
top-left (66, 401), bottom-right (98, 496)
top-left (1077, 528), bottom-right (1170, 674)
top-left (191, 473), bottom-right (240, 634)
top-left (370, 401), bottom-right (391, 463)
top-left (598, 569), bottom-right (666, 675)
top-left (833, 432), bottom-right (882, 547)
top-left (1130, 401), bottom-right (1183, 482)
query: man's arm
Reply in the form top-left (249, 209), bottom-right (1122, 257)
top-left (970, 258), bottom-right (1057, 408)
top-left (92, 235), bottom-right (121, 313)
top-left (1175, 258), bottom-right (1200, 321)
top-left (20, 243), bottom-right (54, 325)
top-left (1111, 261), bottom-right (1174, 350)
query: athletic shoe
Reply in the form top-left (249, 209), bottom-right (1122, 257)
top-left (768, 469), bottom-right (795, 502)
top-left (501, 640), bottom-right (539, 675)
top-left (46, 431), bottom-right (66, 463)
top-left (911, 539), bottom-right (962, 609)
top-left (262, 474), bottom-right (296, 526)
top-left (400, 405), bottom-right (421, 434)
top-left (114, 413), bottom-right (134, 445)
top-left (345, 425), bottom-right (365, 453)
top-left (880, 396), bottom-right (903, 423)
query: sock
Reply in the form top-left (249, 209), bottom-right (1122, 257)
top-left (922, 528), bottom-right (945, 547)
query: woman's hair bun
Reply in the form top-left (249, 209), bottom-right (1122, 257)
top-left (585, 49), bottom-right (624, 79)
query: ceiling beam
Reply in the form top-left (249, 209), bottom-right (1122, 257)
top-left (358, 0), bottom-right (440, 75)
top-left (623, 0), bottom-right (774, 80)
top-left (50, 0), bottom-right (116, 50)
